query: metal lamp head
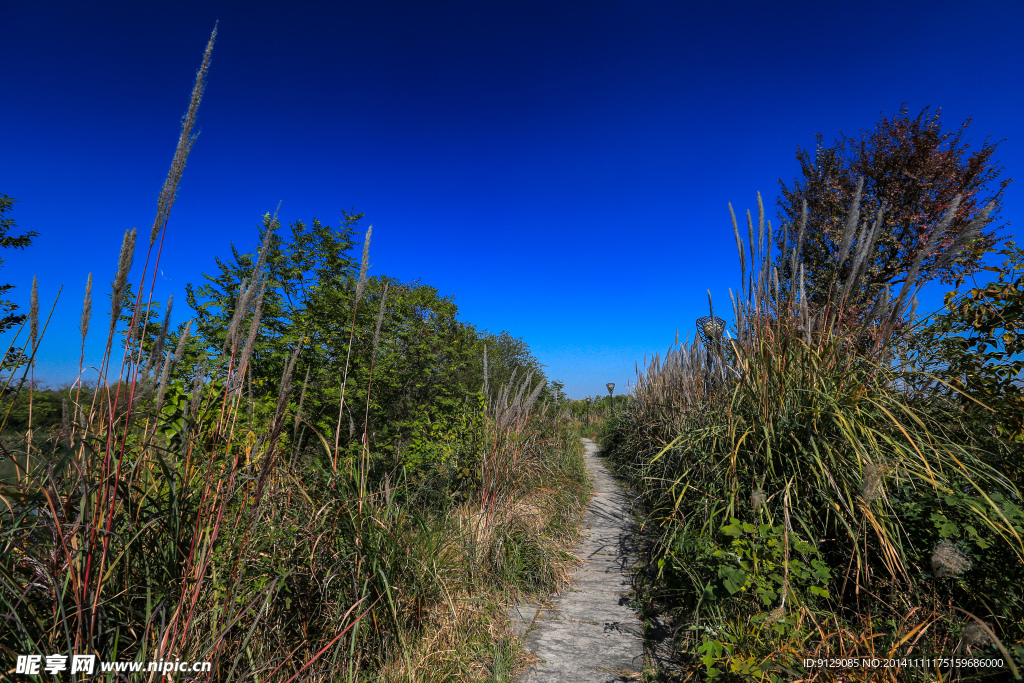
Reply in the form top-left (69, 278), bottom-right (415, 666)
top-left (696, 315), bottom-right (726, 347)
top-left (606, 382), bottom-right (615, 395)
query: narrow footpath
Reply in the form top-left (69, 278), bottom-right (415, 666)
top-left (511, 438), bottom-right (644, 682)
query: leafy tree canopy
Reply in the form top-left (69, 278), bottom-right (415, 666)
top-left (775, 104), bottom-right (1010, 309)
top-left (178, 209), bottom-right (553, 471)
top-left (0, 194), bottom-right (38, 334)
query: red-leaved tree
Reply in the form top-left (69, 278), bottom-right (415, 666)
top-left (775, 104), bottom-right (1011, 312)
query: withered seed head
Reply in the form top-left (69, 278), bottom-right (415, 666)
top-left (932, 540), bottom-right (971, 578)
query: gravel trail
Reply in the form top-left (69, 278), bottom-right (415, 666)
top-left (510, 438), bottom-right (644, 682)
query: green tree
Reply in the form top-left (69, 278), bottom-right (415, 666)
top-left (0, 194), bottom-right (38, 333)
top-left (181, 209), bottom-right (556, 478)
top-left (912, 241), bottom-right (1024, 458)
top-left (341, 277), bottom-right (480, 458)
top-left (183, 210), bottom-right (361, 396)
top-left (775, 105), bottom-right (1010, 309)
top-left (478, 329), bottom-right (545, 392)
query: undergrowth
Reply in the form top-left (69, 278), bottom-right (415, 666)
top-left (603, 193), bottom-right (1024, 681)
top-left (0, 28), bottom-right (588, 682)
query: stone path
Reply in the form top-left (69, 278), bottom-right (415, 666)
top-left (510, 438), bottom-right (644, 682)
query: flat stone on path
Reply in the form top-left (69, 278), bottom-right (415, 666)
top-left (510, 438), bottom-right (644, 682)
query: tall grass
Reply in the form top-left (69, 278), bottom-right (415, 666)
top-left (0, 29), bottom-right (587, 682)
top-left (604, 192), bottom-right (1024, 681)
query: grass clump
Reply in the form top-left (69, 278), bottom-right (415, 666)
top-left (603, 193), bottom-right (1024, 681)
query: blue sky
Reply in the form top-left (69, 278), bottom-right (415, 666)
top-left (2, 0), bottom-right (1021, 398)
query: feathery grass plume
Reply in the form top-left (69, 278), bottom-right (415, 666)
top-left (728, 287), bottom-right (743, 342)
top-left (879, 196), bottom-right (965, 342)
top-left (523, 377), bottom-right (546, 414)
top-left (360, 282), bottom-right (391, 457)
top-left (141, 294), bottom-right (173, 384)
top-left (847, 203), bottom-right (885, 301)
top-left (223, 278), bottom-right (248, 352)
top-left (232, 203), bottom-right (279, 333)
top-left (841, 220), bottom-right (870, 302)
top-left (746, 209), bottom-right (755, 282)
top-left (79, 273), bottom-right (92, 370)
top-left (272, 343), bottom-right (303, 430)
top-left (757, 196), bottom-right (772, 301)
top-left (961, 622), bottom-right (994, 647)
top-left (890, 195), bottom-right (964, 322)
top-left (109, 228), bottom-right (137, 340)
top-left (150, 24), bottom-right (217, 248)
top-left (355, 225), bottom-right (373, 306)
top-left (865, 284), bottom-right (891, 328)
top-left (61, 399), bottom-right (71, 449)
top-left (837, 176), bottom-right (864, 265)
top-left (188, 357), bottom-right (206, 420)
top-left (732, 298), bottom-right (746, 340)
top-left (29, 276), bottom-right (38, 353)
top-left (483, 342), bottom-right (489, 397)
top-left (928, 194), bottom-right (964, 246)
top-left (750, 489), bottom-right (767, 511)
top-left (860, 462), bottom-right (887, 502)
top-left (372, 283), bottom-right (390, 359)
top-left (293, 366), bottom-right (310, 443)
top-left (746, 210), bottom-right (757, 299)
top-left (26, 277), bottom-right (39, 451)
top-left (761, 216), bottom-right (772, 291)
top-left (245, 203), bottom-right (280, 292)
top-left (331, 223), bottom-right (372, 467)
top-left (495, 368), bottom-right (518, 419)
top-left (155, 350), bottom-right (173, 415)
top-left (798, 263), bottom-right (808, 327)
top-left (756, 192), bottom-right (766, 266)
top-left (225, 209), bottom-right (278, 352)
top-left (729, 203), bottom-right (746, 300)
top-left (786, 200), bottom-right (808, 301)
top-left (779, 223), bottom-right (789, 274)
top-left (511, 372), bottom-right (531, 412)
top-left (168, 319), bottom-right (192, 376)
top-left (932, 540), bottom-right (971, 578)
top-left (493, 371), bottom-right (542, 428)
top-left (231, 280), bottom-right (266, 392)
top-left (746, 209), bottom-right (757, 300)
top-left (795, 200), bottom-right (807, 258)
top-left (935, 198), bottom-right (996, 271)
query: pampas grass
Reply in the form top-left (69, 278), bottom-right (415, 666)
top-left (78, 272), bottom-right (92, 375)
top-left (150, 23), bottom-right (216, 249)
top-left (601, 187), bottom-right (1022, 681)
top-left (334, 224), bottom-right (373, 468)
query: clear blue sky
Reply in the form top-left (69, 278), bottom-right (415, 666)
top-left (2, 0), bottom-right (1021, 398)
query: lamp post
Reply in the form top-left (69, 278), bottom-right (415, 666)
top-left (606, 382), bottom-right (615, 415)
top-left (696, 314), bottom-right (726, 390)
